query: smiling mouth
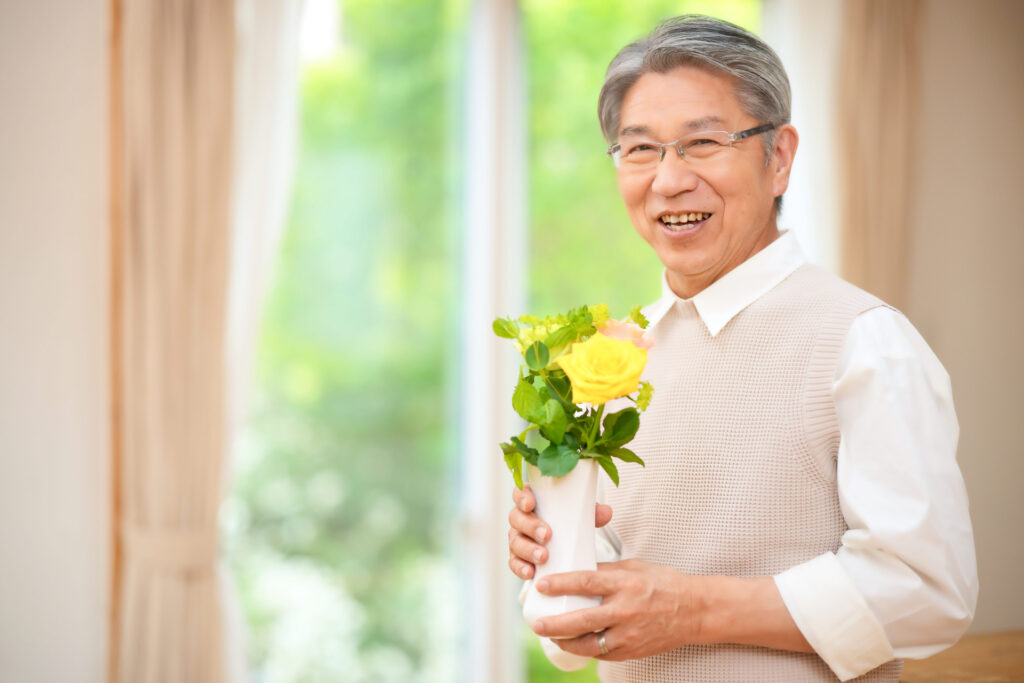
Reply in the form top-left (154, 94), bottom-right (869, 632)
top-left (659, 212), bottom-right (712, 231)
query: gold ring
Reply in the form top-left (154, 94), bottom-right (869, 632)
top-left (598, 631), bottom-right (610, 656)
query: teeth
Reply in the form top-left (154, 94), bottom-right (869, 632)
top-left (660, 212), bottom-right (710, 227)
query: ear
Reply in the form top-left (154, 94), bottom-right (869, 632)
top-left (769, 124), bottom-right (799, 199)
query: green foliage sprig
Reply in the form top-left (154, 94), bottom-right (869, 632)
top-left (493, 304), bottom-right (653, 488)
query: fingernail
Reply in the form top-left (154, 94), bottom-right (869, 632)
top-left (532, 548), bottom-right (543, 562)
top-left (536, 579), bottom-right (548, 593)
top-left (520, 566), bottom-right (531, 578)
top-left (534, 620), bottom-right (545, 632)
top-left (536, 526), bottom-right (548, 542)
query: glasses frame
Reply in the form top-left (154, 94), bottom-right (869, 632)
top-left (606, 122), bottom-right (778, 168)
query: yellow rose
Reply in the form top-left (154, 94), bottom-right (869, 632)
top-left (556, 332), bottom-right (648, 405)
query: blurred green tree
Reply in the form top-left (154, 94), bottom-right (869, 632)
top-left (226, 0), bottom-right (465, 680)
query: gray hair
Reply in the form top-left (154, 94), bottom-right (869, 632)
top-left (598, 15), bottom-right (792, 212)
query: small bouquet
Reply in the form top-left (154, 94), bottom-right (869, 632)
top-left (492, 303), bottom-right (654, 487)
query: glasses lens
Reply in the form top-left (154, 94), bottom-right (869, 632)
top-left (679, 131), bottom-right (730, 160)
top-left (618, 141), bottom-right (662, 167)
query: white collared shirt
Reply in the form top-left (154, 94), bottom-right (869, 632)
top-left (634, 231), bottom-right (978, 680)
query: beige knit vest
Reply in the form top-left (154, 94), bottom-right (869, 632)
top-left (598, 264), bottom-right (901, 683)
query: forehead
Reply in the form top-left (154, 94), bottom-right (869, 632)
top-left (618, 65), bottom-right (745, 138)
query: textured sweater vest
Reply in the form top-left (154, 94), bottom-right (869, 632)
top-left (598, 264), bottom-right (901, 683)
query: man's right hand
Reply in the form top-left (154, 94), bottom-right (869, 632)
top-left (508, 485), bottom-right (613, 580)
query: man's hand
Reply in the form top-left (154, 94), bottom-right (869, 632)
top-left (507, 485), bottom-right (613, 580)
top-left (529, 559), bottom-right (814, 660)
top-left (529, 559), bottom-right (699, 660)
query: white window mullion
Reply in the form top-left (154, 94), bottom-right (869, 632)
top-left (458, 0), bottom-right (527, 681)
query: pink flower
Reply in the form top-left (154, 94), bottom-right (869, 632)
top-left (598, 319), bottom-right (654, 350)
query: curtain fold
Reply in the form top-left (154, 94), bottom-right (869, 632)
top-left (113, 0), bottom-right (301, 680)
top-left (116, 1), bottom-right (235, 681)
top-left (837, 0), bottom-right (921, 308)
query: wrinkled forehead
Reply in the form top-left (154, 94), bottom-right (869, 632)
top-left (618, 115), bottom-right (728, 140)
top-left (616, 66), bottom-right (746, 140)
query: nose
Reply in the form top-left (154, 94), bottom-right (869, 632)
top-left (649, 151), bottom-right (700, 197)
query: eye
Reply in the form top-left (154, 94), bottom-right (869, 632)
top-left (625, 143), bottom-right (656, 156)
top-left (682, 135), bottom-right (727, 159)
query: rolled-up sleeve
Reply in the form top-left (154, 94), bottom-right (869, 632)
top-left (776, 307), bottom-right (978, 680)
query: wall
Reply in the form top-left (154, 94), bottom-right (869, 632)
top-left (0, 1), bottom-right (110, 681)
top-left (773, 0), bottom-right (1024, 636)
top-left (905, 0), bottom-right (1024, 632)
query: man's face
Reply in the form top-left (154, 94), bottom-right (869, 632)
top-left (615, 65), bottom-right (796, 298)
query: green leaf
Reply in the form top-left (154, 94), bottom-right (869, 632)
top-left (512, 375), bottom-right (543, 422)
top-left (492, 317), bottom-right (520, 339)
top-left (509, 436), bottom-right (539, 466)
top-left (543, 324), bottom-right (578, 351)
top-left (636, 381), bottom-right (654, 412)
top-left (600, 408), bottom-right (640, 448)
top-left (590, 453), bottom-right (620, 486)
top-left (501, 445), bottom-right (524, 488)
top-left (537, 443), bottom-right (580, 477)
top-left (539, 399), bottom-right (567, 444)
top-left (608, 447), bottom-right (645, 466)
top-left (587, 303), bottom-right (610, 327)
top-left (542, 372), bottom-right (574, 410)
top-left (629, 306), bottom-right (649, 330)
top-left (524, 341), bottom-right (549, 371)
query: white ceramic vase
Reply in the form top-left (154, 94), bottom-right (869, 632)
top-left (522, 458), bottom-right (602, 627)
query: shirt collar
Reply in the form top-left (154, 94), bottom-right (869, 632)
top-left (644, 231), bottom-right (807, 337)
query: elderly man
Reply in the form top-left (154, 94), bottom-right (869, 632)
top-left (506, 15), bottom-right (977, 683)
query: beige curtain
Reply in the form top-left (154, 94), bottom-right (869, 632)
top-left (837, 0), bottom-right (921, 308)
top-left (115, 1), bottom-right (236, 681)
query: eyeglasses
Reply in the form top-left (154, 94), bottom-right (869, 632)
top-left (607, 123), bottom-right (777, 169)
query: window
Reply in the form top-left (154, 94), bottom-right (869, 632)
top-left (224, 2), bottom-right (761, 681)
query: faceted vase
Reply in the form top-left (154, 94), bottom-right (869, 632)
top-left (521, 459), bottom-right (602, 628)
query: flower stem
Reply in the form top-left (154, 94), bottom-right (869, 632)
top-left (586, 403), bottom-right (605, 450)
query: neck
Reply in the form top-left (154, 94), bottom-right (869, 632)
top-left (667, 224), bottom-right (781, 299)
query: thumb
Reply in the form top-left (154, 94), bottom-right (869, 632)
top-left (595, 503), bottom-right (613, 528)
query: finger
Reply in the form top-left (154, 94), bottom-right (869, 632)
top-left (509, 506), bottom-right (549, 543)
top-left (595, 503), bottom-right (613, 528)
top-left (536, 569), bottom-right (615, 598)
top-left (533, 605), bottom-right (610, 639)
top-left (509, 528), bottom-right (547, 566)
top-left (550, 633), bottom-right (591, 656)
top-left (597, 558), bottom-right (637, 570)
top-left (511, 484), bottom-right (535, 513)
top-left (508, 553), bottom-right (534, 580)
top-left (553, 630), bottom-right (620, 661)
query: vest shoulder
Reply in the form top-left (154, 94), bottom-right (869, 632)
top-left (782, 264), bottom-right (891, 312)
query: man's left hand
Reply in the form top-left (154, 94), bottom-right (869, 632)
top-left (530, 558), bottom-right (703, 661)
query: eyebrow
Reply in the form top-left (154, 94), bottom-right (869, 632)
top-left (618, 115), bottom-right (727, 139)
